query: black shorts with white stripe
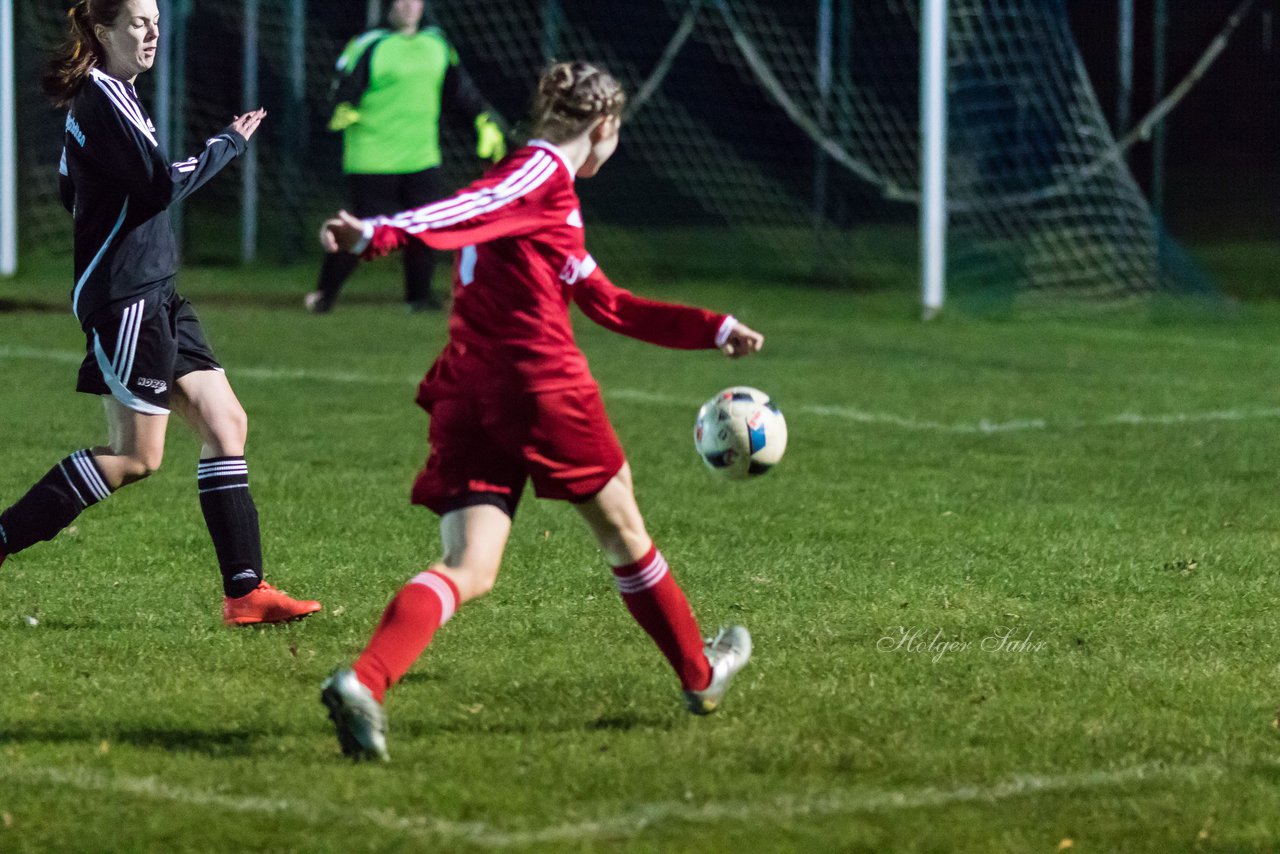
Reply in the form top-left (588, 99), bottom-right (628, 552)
top-left (75, 279), bottom-right (221, 414)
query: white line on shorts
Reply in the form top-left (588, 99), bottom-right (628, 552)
top-left (1, 345), bottom-right (1276, 435)
top-left (0, 758), bottom-right (1251, 846)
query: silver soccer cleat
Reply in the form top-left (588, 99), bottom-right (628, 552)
top-left (320, 668), bottom-right (389, 761)
top-left (684, 625), bottom-right (753, 715)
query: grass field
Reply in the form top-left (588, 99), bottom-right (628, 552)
top-left (2, 249), bottom-right (1280, 852)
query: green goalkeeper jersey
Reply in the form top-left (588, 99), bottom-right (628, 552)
top-left (332, 27), bottom-right (484, 175)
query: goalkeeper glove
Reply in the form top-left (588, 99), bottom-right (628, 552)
top-left (475, 112), bottom-right (507, 163)
top-left (328, 102), bottom-right (361, 132)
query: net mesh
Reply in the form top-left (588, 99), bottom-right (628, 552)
top-left (12, 0), bottom-right (1212, 306)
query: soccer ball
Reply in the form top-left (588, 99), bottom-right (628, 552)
top-left (693, 386), bottom-right (787, 479)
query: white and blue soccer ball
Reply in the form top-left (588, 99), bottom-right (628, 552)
top-left (694, 386), bottom-right (787, 479)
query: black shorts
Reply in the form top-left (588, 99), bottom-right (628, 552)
top-left (76, 282), bottom-right (221, 414)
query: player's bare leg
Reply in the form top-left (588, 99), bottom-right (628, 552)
top-left (0, 398), bottom-right (166, 565)
top-left (575, 463), bottom-right (652, 565)
top-left (173, 370), bottom-right (320, 624)
top-left (431, 503), bottom-right (512, 602)
top-left (576, 464), bottom-right (751, 713)
top-left (324, 503), bottom-right (511, 760)
top-left (97, 397), bottom-right (170, 486)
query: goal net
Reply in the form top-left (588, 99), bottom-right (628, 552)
top-left (11, 0), bottom-right (1214, 308)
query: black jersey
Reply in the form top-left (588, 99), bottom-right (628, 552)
top-left (59, 67), bottom-right (246, 323)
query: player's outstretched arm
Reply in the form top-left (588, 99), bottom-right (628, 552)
top-left (319, 210), bottom-right (368, 253)
top-left (161, 108), bottom-right (266, 206)
top-left (88, 95), bottom-right (262, 210)
top-left (721, 322), bottom-right (764, 358)
top-left (573, 264), bottom-right (765, 355)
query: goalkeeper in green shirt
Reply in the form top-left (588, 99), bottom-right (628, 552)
top-left (305, 0), bottom-right (506, 313)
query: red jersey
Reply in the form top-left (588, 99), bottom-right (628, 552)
top-left (362, 141), bottom-right (733, 402)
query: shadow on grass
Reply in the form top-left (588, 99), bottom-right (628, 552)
top-left (588, 713), bottom-right (653, 731)
top-left (397, 709), bottom-right (674, 738)
top-left (115, 727), bottom-right (257, 756)
top-left (393, 674), bottom-right (677, 734)
top-left (0, 298), bottom-right (65, 314)
top-left (0, 726), bottom-right (256, 756)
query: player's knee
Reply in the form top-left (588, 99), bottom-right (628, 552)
top-left (438, 547), bottom-right (501, 601)
top-left (195, 408), bottom-right (247, 458)
top-left (118, 450), bottom-right (163, 483)
top-left (465, 552), bottom-right (503, 596)
top-left (471, 550), bottom-right (504, 599)
top-left (213, 403), bottom-right (249, 451)
top-left (464, 567), bottom-right (499, 599)
top-left (594, 520), bottom-right (649, 567)
top-left (445, 562), bottom-right (499, 602)
top-left (583, 465), bottom-right (648, 561)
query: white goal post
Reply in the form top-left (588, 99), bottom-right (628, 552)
top-left (920, 0), bottom-right (948, 319)
top-left (911, 0), bottom-right (1255, 313)
top-left (1, 0), bottom-right (16, 277)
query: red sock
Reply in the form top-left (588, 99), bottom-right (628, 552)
top-left (613, 545), bottom-right (711, 691)
top-left (352, 570), bottom-right (459, 703)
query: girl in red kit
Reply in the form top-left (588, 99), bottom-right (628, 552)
top-left (317, 61), bottom-right (763, 761)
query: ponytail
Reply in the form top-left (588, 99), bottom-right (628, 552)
top-left (42, 0), bottom-right (124, 108)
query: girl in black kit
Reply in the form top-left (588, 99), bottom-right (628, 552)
top-left (0, 0), bottom-right (319, 625)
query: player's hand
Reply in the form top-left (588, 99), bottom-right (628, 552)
top-left (230, 108), bottom-right (267, 142)
top-left (328, 102), bottom-right (360, 132)
top-left (475, 112), bottom-right (507, 162)
top-left (722, 322), bottom-right (764, 359)
top-left (319, 210), bottom-right (366, 254)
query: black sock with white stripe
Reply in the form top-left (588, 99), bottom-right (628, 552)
top-left (197, 456), bottom-right (264, 598)
top-left (0, 450), bottom-right (113, 555)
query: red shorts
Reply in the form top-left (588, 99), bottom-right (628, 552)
top-left (411, 385), bottom-right (626, 517)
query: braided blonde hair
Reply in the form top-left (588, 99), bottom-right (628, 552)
top-left (530, 61), bottom-right (626, 144)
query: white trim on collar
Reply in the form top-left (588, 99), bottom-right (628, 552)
top-left (528, 139), bottom-right (575, 181)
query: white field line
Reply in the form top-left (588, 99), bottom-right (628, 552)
top-left (0, 764), bottom-right (486, 843)
top-left (0, 759), bottom-right (1246, 846)
top-left (0, 345), bottom-right (419, 386)
top-left (1036, 324), bottom-right (1280, 356)
top-left (0, 345), bottom-right (1275, 435)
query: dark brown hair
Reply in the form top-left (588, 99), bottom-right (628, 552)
top-left (531, 61), bottom-right (625, 144)
top-left (42, 0), bottom-right (127, 108)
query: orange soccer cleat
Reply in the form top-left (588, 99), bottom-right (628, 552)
top-left (223, 581), bottom-right (322, 626)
